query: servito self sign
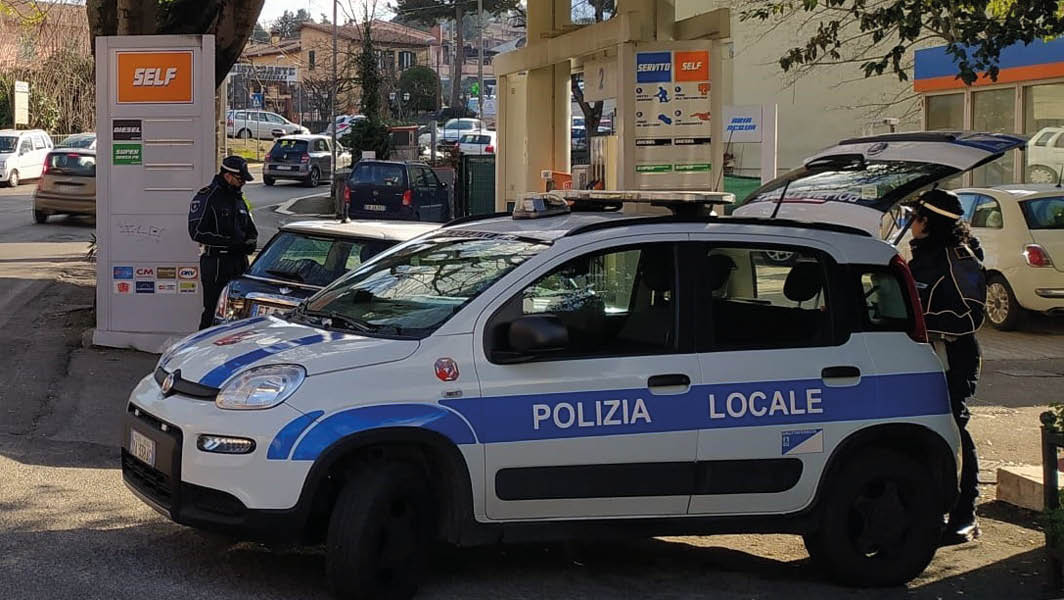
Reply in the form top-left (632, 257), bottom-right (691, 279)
top-left (116, 50), bottom-right (194, 104)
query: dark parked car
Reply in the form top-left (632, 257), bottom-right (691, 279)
top-left (344, 160), bottom-right (452, 222)
top-left (263, 134), bottom-right (351, 187)
top-left (213, 219), bottom-right (437, 323)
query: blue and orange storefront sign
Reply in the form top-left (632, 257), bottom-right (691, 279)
top-left (915, 38), bottom-right (1064, 92)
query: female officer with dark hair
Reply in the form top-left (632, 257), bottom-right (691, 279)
top-left (908, 188), bottom-right (987, 546)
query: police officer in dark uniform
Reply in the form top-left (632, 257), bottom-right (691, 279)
top-left (188, 156), bottom-right (258, 329)
top-left (908, 189), bottom-right (987, 546)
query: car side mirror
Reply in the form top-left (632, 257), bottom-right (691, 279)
top-left (492, 315), bottom-right (568, 363)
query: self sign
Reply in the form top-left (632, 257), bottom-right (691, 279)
top-left (132, 67), bottom-right (178, 87)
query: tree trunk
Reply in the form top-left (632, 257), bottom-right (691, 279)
top-left (86, 0), bottom-right (117, 55)
top-left (212, 0), bottom-right (265, 88)
top-left (451, 3), bottom-right (464, 111)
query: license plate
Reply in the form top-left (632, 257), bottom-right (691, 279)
top-left (251, 303), bottom-right (286, 317)
top-left (364, 204), bottom-right (387, 212)
top-left (129, 429), bottom-right (156, 467)
top-left (277, 165), bottom-right (296, 171)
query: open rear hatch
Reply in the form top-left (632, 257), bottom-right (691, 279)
top-left (733, 131), bottom-right (1028, 240)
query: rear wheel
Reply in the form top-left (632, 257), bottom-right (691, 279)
top-left (803, 448), bottom-right (941, 587)
top-left (1027, 164), bottom-right (1059, 185)
top-left (237, 128), bottom-right (251, 140)
top-left (304, 167), bottom-right (320, 187)
top-left (326, 462), bottom-right (432, 600)
top-left (263, 175), bottom-right (275, 186)
top-left (33, 209), bottom-right (47, 224)
top-left (986, 274), bottom-right (1023, 331)
top-left (7, 170), bottom-right (19, 187)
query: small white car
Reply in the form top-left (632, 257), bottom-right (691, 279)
top-left (227, 110), bottom-right (310, 140)
top-left (949, 186), bottom-right (1064, 329)
top-left (0, 129), bottom-right (54, 187)
top-left (457, 130), bottom-right (496, 155)
top-left (1024, 126), bottom-right (1064, 184)
top-left (124, 192), bottom-right (960, 599)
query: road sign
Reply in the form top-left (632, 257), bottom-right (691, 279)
top-left (13, 80), bottom-right (29, 126)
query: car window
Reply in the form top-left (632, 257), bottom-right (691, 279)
top-left (250, 112), bottom-right (264, 122)
top-left (235, 111), bottom-right (247, 120)
top-left (1020, 196), bottom-right (1064, 230)
top-left (32, 134), bottom-right (46, 150)
top-left (46, 152), bottom-right (96, 177)
top-left (304, 233), bottom-right (547, 338)
top-left (352, 163), bottom-right (405, 186)
top-left (249, 232), bottom-right (392, 288)
top-left (969, 196), bottom-right (1004, 229)
top-left (270, 139), bottom-right (309, 155)
top-left (268, 113), bottom-right (286, 124)
top-left (19, 139), bottom-right (33, 154)
top-left (697, 246), bottom-right (833, 351)
top-left (859, 268), bottom-right (913, 332)
top-left (409, 168), bottom-right (428, 187)
top-left (516, 244), bottom-right (677, 357)
top-left (0, 136), bottom-right (17, 153)
top-left (60, 135), bottom-right (95, 149)
top-left (421, 167), bottom-right (441, 187)
top-left (1035, 131), bottom-right (1057, 146)
top-left (956, 193), bottom-right (982, 221)
top-left (315, 139), bottom-right (330, 153)
top-left (1054, 135), bottom-right (1064, 149)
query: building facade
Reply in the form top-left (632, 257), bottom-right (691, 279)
top-left (916, 38), bottom-right (1064, 187)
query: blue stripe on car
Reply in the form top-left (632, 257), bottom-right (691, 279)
top-left (199, 331), bottom-right (348, 387)
top-left (268, 410), bottom-right (324, 460)
top-left (289, 404), bottom-right (477, 460)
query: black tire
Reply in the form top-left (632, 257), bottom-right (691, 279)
top-left (237, 128), bottom-right (251, 140)
top-left (986, 274), bottom-right (1023, 331)
top-left (326, 462), bottom-right (432, 600)
top-left (304, 167), bottom-right (320, 187)
top-left (803, 448), bottom-right (941, 587)
top-left (1026, 164), bottom-right (1059, 185)
top-left (263, 175), bottom-right (275, 186)
top-left (7, 170), bottom-right (19, 187)
top-left (33, 209), bottom-right (47, 224)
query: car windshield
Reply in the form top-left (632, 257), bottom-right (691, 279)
top-left (352, 162), bottom-right (405, 186)
top-left (299, 232), bottom-right (548, 338)
top-left (248, 231), bottom-right (394, 288)
top-left (0, 136), bottom-right (16, 153)
top-left (740, 160), bottom-right (959, 213)
top-left (1020, 197), bottom-right (1064, 230)
top-left (46, 152), bottom-right (96, 176)
top-left (60, 135), bottom-right (95, 148)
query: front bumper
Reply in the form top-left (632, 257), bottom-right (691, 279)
top-left (121, 374), bottom-right (316, 541)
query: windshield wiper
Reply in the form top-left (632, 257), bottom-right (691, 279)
top-left (300, 308), bottom-right (377, 333)
top-left (265, 269), bottom-right (304, 282)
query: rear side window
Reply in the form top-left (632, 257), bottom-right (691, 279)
top-left (1020, 197), bottom-right (1064, 230)
top-left (969, 196), bottom-right (1003, 229)
top-left (858, 267), bottom-right (913, 332)
top-left (47, 152), bottom-right (96, 176)
top-left (697, 246), bottom-right (833, 351)
top-left (352, 163), bottom-right (405, 186)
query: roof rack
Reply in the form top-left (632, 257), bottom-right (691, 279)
top-left (514, 190), bottom-right (735, 219)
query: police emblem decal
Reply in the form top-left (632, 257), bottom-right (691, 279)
top-left (161, 372), bottom-right (176, 396)
top-left (435, 358), bottom-right (460, 382)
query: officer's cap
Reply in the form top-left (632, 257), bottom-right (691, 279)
top-left (916, 188), bottom-right (963, 221)
top-left (221, 155), bottom-right (254, 182)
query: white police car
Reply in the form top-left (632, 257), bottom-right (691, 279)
top-left (124, 191), bottom-right (960, 599)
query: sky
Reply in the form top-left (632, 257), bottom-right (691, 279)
top-left (258, 0), bottom-right (395, 25)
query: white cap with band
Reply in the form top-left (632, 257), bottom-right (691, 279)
top-left (918, 199), bottom-right (962, 220)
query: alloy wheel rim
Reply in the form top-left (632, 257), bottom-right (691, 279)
top-left (987, 282), bottom-right (1009, 323)
top-left (1030, 167), bottom-right (1056, 184)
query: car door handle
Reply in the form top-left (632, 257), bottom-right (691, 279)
top-left (648, 374), bottom-right (691, 391)
top-left (821, 366), bottom-right (861, 379)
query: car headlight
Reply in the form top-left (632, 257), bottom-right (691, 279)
top-left (216, 364), bottom-right (306, 410)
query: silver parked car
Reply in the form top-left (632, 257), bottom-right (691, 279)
top-left (263, 134), bottom-right (351, 187)
top-left (227, 110), bottom-right (309, 140)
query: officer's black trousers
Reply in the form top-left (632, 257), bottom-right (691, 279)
top-left (199, 254), bottom-right (249, 330)
top-left (945, 334), bottom-right (981, 525)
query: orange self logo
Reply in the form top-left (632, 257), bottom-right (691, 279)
top-left (117, 51), bottom-right (194, 104)
top-left (674, 51), bottom-right (709, 82)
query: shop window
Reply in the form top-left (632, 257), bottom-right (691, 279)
top-left (927, 93), bottom-right (964, 130)
top-left (1024, 83), bottom-right (1064, 183)
top-left (972, 88), bottom-right (1016, 187)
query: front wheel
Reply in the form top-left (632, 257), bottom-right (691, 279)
top-left (7, 170), bottom-right (19, 187)
top-left (304, 167), bottom-right (320, 187)
top-left (986, 274), bottom-right (1023, 330)
top-left (803, 448), bottom-right (941, 587)
top-left (326, 462), bottom-right (432, 600)
top-left (1026, 164), bottom-right (1059, 185)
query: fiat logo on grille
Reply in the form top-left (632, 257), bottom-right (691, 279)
top-left (161, 372), bottom-right (176, 396)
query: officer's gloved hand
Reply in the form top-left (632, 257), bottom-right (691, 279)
top-left (243, 239), bottom-right (257, 255)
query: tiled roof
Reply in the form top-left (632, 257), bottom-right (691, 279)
top-left (301, 20), bottom-right (435, 47)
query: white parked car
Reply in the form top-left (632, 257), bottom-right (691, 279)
top-left (322, 114), bottom-right (366, 137)
top-left (126, 191), bottom-right (961, 598)
top-left (0, 129), bottom-right (54, 187)
top-left (418, 118), bottom-right (486, 149)
top-left (1024, 127), bottom-right (1064, 184)
top-left (949, 186), bottom-right (1064, 329)
top-left (457, 131), bottom-right (496, 155)
top-left (227, 110), bottom-right (310, 140)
